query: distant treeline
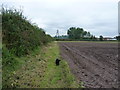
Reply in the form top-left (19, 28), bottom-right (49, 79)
top-left (55, 27), bottom-right (97, 41)
top-left (55, 27), bottom-right (119, 41)
top-left (67, 27), bottom-right (95, 39)
top-left (116, 36), bottom-right (120, 41)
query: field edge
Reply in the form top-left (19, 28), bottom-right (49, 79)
top-left (3, 41), bottom-right (82, 88)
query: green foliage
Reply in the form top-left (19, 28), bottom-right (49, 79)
top-left (39, 42), bottom-right (81, 88)
top-left (2, 6), bottom-right (53, 87)
top-left (67, 27), bottom-right (95, 40)
top-left (2, 46), bottom-right (16, 67)
top-left (67, 27), bottom-right (84, 39)
top-left (2, 6), bottom-right (53, 57)
top-left (2, 45), bottom-right (19, 88)
top-left (99, 35), bottom-right (103, 41)
top-left (116, 35), bottom-right (120, 41)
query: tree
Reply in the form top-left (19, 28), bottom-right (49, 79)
top-left (99, 35), bottom-right (103, 41)
top-left (67, 27), bottom-right (76, 39)
top-left (67, 27), bottom-right (89, 39)
top-left (116, 36), bottom-right (120, 41)
top-left (90, 35), bottom-right (97, 41)
top-left (83, 31), bottom-right (87, 37)
top-left (86, 32), bottom-right (91, 38)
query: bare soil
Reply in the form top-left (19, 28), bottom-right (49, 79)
top-left (59, 42), bottom-right (118, 88)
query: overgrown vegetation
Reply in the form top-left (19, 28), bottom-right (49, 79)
top-left (1, 6), bottom-right (53, 88)
top-left (2, 6), bottom-right (53, 57)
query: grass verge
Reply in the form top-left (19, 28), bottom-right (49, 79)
top-left (39, 41), bottom-right (81, 88)
top-left (3, 41), bottom-right (81, 88)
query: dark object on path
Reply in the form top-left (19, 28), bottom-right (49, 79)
top-left (55, 59), bottom-right (61, 66)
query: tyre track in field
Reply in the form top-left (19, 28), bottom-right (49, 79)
top-left (59, 42), bottom-right (118, 88)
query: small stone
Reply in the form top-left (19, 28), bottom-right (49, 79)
top-left (85, 74), bottom-right (88, 76)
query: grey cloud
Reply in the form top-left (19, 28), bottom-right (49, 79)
top-left (1, 0), bottom-right (118, 37)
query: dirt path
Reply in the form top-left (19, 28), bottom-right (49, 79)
top-left (59, 42), bottom-right (118, 88)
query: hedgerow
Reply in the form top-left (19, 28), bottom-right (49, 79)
top-left (1, 6), bottom-right (53, 87)
top-left (2, 6), bottom-right (53, 57)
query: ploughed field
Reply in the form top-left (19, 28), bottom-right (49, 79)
top-left (59, 42), bottom-right (118, 88)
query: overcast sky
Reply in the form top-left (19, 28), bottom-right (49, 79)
top-left (1, 0), bottom-right (119, 37)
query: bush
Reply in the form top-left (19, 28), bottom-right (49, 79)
top-left (2, 45), bottom-right (17, 67)
top-left (2, 6), bottom-right (53, 56)
top-left (2, 45), bottom-right (19, 88)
